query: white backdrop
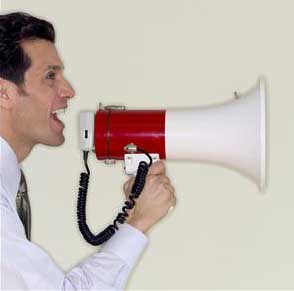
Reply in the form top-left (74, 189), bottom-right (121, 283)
top-left (1, 0), bottom-right (294, 289)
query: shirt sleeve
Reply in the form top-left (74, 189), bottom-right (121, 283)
top-left (63, 224), bottom-right (148, 290)
top-left (1, 188), bottom-right (148, 290)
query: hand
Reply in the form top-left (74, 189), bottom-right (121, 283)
top-left (123, 161), bottom-right (176, 233)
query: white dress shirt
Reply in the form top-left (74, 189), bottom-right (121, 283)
top-left (0, 136), bottom-right (148, 290)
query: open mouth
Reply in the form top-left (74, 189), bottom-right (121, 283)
top-left (50, 108), bottom-right (66, 129)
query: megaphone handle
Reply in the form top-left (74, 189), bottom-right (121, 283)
top-left (124, 153), bottom-right (160, 175)
top-left (76, 149), bottom-right (153, 246)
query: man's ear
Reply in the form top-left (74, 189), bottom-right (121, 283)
top-left (0, 78), bottom-right (17, 110)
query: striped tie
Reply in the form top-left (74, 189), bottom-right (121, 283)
top-left (16, 170), bottom-right (31, 240)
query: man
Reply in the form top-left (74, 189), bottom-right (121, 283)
top-left (0, 12), bottom-right (176, 289)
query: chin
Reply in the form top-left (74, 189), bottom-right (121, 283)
top-left (43, 134), bottom-right (65, 147)
top-left (54, 138), bottom-right (65, 146)
top-left (53, 135), bottom-right (65, 146)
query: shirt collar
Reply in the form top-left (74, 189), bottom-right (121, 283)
top-left (0, 136), bottom-right (21, 208)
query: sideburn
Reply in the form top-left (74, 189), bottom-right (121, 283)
top-left (17, 84), bottom-right (29, 96)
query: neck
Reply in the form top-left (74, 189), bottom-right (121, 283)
top-left (0, 117), bottom-right (34, 163)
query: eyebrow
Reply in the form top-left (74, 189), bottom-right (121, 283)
top-left (45, 65), bottom-right (64, 71)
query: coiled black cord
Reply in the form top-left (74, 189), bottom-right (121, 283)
top-left (77, 149), bottom-right (152, 246)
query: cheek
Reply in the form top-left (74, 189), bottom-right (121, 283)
top-left (15, 80), bottom-right (58, 126)
top-left (15, 97), bottom-right (50, 128)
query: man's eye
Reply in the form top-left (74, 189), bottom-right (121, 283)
top-left (46, 71), bottom-right (56, 80)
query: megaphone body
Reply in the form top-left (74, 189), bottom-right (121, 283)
top-left (80, 78), bottom-right (266, 191)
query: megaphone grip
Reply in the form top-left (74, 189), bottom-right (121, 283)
top-left (77, 151), bottom-right (152, 246)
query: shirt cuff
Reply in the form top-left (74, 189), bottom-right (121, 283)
top-left (101, 223), bottom-right (148, 267)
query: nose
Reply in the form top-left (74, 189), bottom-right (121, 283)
top-left (59, 79), bottom-right (75, 100)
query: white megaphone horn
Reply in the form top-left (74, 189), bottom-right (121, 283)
top-left (79, 77), bottom-right (267, 191)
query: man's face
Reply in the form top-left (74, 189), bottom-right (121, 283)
top-left (11, 39), bottom-right (75, 147)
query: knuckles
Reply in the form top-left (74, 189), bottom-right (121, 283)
top-left (146, 174), bottom-right (171, 185)
top-left (124, 171), bottom-right (175, 203)
top-left (148, 161), bottom-right (166, 175)
top-left (146, 174), bottom-right (175, 198)
top-left (146, 175), bottom-right (158, 184)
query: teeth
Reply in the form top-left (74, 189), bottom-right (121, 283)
top-left (51, 108), bottom-right (66, 115)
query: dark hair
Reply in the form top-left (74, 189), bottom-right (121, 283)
top-left (0, 12), bottom-right (55, 85)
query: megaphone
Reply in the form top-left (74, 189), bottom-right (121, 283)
top-left (77, 77), bottom-right (267, 246)
top-left (80, 77), bottom-right (266, 190)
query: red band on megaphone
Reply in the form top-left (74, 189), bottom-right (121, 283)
top-left (94, 110), bottom-right (166, 160)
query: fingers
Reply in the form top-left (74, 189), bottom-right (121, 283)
top-left (164, 183), bottom-right (175, 194)
top-left (148, 160), bottom-right (166, 176)
top-left (163, 184), bottom-right (176, 205)
top-left (123, 161), bottom-right (176, 211)
top-left (146, 174), bottom-right (170, 185)
top-left (124, 160), bottom-right (167, 194)
top-left (123, 160), bottom-right (177, 232)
